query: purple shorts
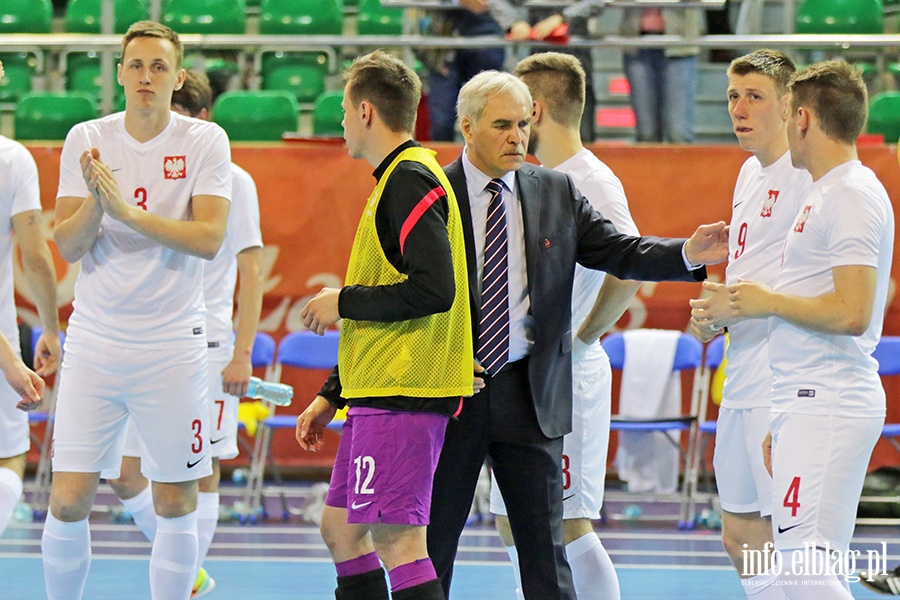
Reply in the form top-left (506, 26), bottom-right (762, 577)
top-left (325, 407), bottom-right (449, 525)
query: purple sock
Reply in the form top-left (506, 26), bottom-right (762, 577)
top-left (388, 558), bottom-right (438, 592)
top-left (335, 552), bottom-right (381, 577)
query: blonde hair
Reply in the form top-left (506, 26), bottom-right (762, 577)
top-left (121, 21), bottom-right (184, 68)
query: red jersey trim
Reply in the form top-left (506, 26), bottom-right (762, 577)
top-left (399, 186), bottom-right (444, 255)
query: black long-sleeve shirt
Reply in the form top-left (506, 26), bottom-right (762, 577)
top-left (318, 140), bottom-right (462, 415)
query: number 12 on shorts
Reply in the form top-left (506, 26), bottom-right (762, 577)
top-left (353, 455), bottom-right (376, 495)
top-left (783, 476), bottom-right (801, 517)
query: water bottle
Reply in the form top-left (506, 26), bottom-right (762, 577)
top-left (246, 376), bottom-right (293, 407)
top-left (12, 499), bottom-right (33, 523)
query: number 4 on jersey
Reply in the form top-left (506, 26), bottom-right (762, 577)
top-left (783, 476), bottom-right (801, 517)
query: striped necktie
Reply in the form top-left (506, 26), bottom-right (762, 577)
top-left (477, 178), bottom-right (510, 375)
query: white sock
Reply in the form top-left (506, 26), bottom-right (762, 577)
top-left (0, 467), bottom-right (23, 535)
top-left (150, 512), bottom-right (198, 600)
top-left (744, 568), bottom-right (787, 599)
top-left (41, 513), bottom-right (91, 600)
top-left (120, 485), bottom-right (157, 542)
top-left (567, 532), bottom-right (620, 600)
top-left (195, 492), bottom-right (219, 577)
top-left (503, 544), bottom-right (526, 600)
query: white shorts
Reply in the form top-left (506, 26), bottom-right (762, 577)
top-left (52, 338), bottom-right (212, 483)
top-left (205, 356), bottom-right (240, 460)
top-left (0, 376), bottom-right (29, 459)
top-left (101, 356), bottom-right (240, 479)
top-left (492, 348), bottom-right (610, 520)
top-left (769, 411), bottom-right (882, 554)
top-left (713, 406), bottom-right (773, 516)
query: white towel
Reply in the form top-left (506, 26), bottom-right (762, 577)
top-left (614, 329), bottom-right (682, 494)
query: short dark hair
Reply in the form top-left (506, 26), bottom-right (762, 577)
top-left (343, 50), bottom-right (421, 134)
top-left (514, 52), bottom-right (585, 129)
top-left (790, 60), bottom-right (868, 144)
top-left (121, 21), bottom-right (184, 68)
top-left (728, 49), bottom-right (796, 96)
top-left (172, 70), bottom-right (212, 116)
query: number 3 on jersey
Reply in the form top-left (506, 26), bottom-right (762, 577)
top-left (134, 187), bottom-right (148, 211)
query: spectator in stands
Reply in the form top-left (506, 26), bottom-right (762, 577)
top-left (619, 7), bottom-right (704, 143)
top-left (489, 0), bottom-right (605, 142)
top-left (421, 0), bottom-right (506, 141)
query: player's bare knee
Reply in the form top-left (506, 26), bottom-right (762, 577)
top-left (151, 480), bottom-right (197, 518)
top-left (0, 453), bottom-right (27, 478)
top-left (108, 476), bottom-right (148, 500)
top-left (49, 488), bottom-right (94, 521)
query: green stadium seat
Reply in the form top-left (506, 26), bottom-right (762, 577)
top-left (313, 91), bottom-right (344, 136)
top-left (65, 52), bottom-right (123, 103)
top-left (868, 91), bottom-right (900, 143)
top-left (795, 0), bottom-right (883, 34)
top-left (65, 0), bottom-right (150, 34)
top-left (163, 0), bottom-right (247, 34)
top-left (0, 0), bottom-right (53, 33)
top-left (0, 53), bottom-right (37, 103)
top-left (15, 92), bottom-right (98, 141)
top-left (259, 0), bottom-right (343, 35)
top-left (357, 0), bottom-right (403, 35)
top-left (213, 91), bottom-right (298, 141)
top-left (263, 62), bottom-right (328, 104)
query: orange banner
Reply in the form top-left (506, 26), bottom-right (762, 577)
top-left (17, 142), bottom-right (900, 471)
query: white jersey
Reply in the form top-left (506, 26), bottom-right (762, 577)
top-left (57, 111), bottom-right (232, 350)
top-left (559, 149), bottom-right (640, 348)
top-left (722, 151), bottom-right (810, 409)
top-left (203, 163), bottom-right (263, 360)
top-left (0, 136), bottom-right (41, 345)
top-left (769, 160), bottom-right (893, 418)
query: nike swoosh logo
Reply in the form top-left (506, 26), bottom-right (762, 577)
top-left (111, 168), bottom-right (122, 172)
top-left (351, 500), bottom-right (372, 510)
top-left (777, 523), bottom-right (802, 534)
top-left (210, 437), bottom-right (226, 445)
top-left (733, 200), bottom-right (744, 208)
top-left (186, 457), bottom-right (204, 469)
top-left (562, 494), bottom-right (575, 502)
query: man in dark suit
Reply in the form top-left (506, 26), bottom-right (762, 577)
top-left (426, 70), bottom-right (728, 600)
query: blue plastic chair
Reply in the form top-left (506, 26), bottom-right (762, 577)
top-left (251, 331), bottom-right (276, 370)
top-left (874, 337), bottom-right (900, 449)
top-left (244, 330), bottom-right (340, 521)
top-left (601, 330), bottom-right (704, 528)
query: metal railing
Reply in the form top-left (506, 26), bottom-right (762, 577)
top-left (6, 32), bottom-right (899, 115)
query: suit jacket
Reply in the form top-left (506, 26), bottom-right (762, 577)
top-left (446, 156), bottom-right (704, 438)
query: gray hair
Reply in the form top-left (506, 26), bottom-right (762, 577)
top-left (457, 70), bottom-right (533, 124)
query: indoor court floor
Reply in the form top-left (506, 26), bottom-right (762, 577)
top-left (2, 483), bottom-right (896, 599)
